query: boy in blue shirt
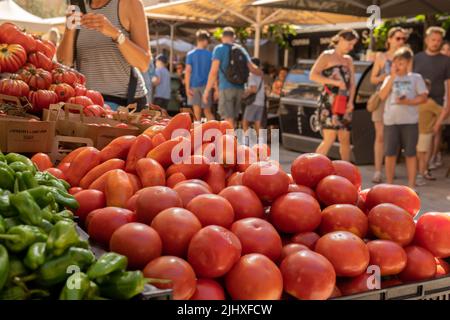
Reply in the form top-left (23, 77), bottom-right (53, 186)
top-left (186, 30), bottom-right (214, 121)
top-left (203, 27), bottom-right (262, 128)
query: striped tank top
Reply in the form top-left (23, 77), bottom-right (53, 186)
top-left (76, 0), bottom-right (147, 99)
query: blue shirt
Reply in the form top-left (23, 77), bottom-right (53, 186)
top-left (154, 67), bottom-right (171, 100)
top-left (186, 48), bottom-right (212, 88)
top-left (212, 43), bottom-right (251, 90)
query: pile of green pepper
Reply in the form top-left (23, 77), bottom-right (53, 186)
top-left (0, 151), bottom-right (155, 300)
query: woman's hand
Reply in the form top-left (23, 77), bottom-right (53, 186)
top-left (81, 13), bottom-right (119, 39)
top-left (334, 80), bottom-right (347, 90)
top-left (346, 101), bottom-right (354, 114)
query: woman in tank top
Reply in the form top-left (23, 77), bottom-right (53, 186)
top-left (57, 0), bottom-right (151, 111)
top-left (370, 27), bottom-right (409, 183)
top-left (310, 29), bottom-right (359, 162)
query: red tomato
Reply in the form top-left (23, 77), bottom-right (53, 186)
top-left (44, 167), bottom-right (66, 180)
top-left (414, 212), bottom-right (450, 258)
top-left (0, 43), bottom-right (27, 73)
top-left (74, 190), bottom-right (106, 224)
top-left (136, 186), bottom-right (182, 225)
top-left (225, 254), bottom-right (283, 300)
top-left (173, 182), bottom-right (211, 208)
top-left (49, 83), bottom-right (75, 102)
top-left (126, 194), bottom-right (139, 212)
top-left (190, 279), bottom-right (225, 300)
top-left (435, 258), bottom-right (450, 277)
top-left (356, 194), bottom-right (368, 214)
top-left (280, 250), bottom-right (336, 300)
top-left (85, 89), bottom-right (104, 106)
top-left (270, 192), bottom-right (321, 234)
top-left (177, 179), bottom-right (212, 192)
top-left (287, 184), bottom-right (316, 198)
top-left (291, 232), bottom-right (320, 249)
top-left (338, 273), bottom-right (378, 296)
top-left (166, 173), bottom-right (187, 188)
top-left (231, 218), bottom-right (282, 262)
top-left (110, 222), bottom-right (162, 270)
top-left (280, 244), bottom-right (310, 262)
top-left (399, 246), bottom-right (436, 282)
top-left (67, 96), bottom-right (94, 108)
top-left (252, 144), bottom-right (271, 161)
top-left (186, 194), bottom-right (234, 228)
top-left (87, 207), bottom-right (135, 248)
top-left (28, 89), bottom-right (58, 112)
top-left (28, 51), bottom-right (53, 71)
top-left (236, 145), bottom-right (258, 172)
top-left (218, 186), bottom-right (264, 220)
top-left (316, 175), bottom-right (358, 207)
top-left (0, 78), bottom-right (29, 97)
top-left (315, 231), bottom-right (370, 277)
top-left (329, 286), bottom-right (342, 299)
top-left (367, 240), bottom-right (407, 276)
top-left (227, 172), bottom-right (243, 186)
top-left (187, 225), bottom-right (242, 278)
top-left (368, 204), bottom-right (415, 246)
top-left (151, 208), bottom-right (202, 257)
top-left (291, 153), bottom-right (334, 188)
top-left (68, 187), bottom-right (83, 195)
top-left (143, 256), bottom-right (196, 300)
top-left (365, 184), bottom-right (420, 217)
top-left (243, 161), bottom-right (290, 202)
top-left (320, 204), bottom-right (368, 238)
top-left (332, 160), bottom-right (362, 191)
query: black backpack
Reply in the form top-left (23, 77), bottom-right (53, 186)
top-left (223, 44), bottom-right (250, 85)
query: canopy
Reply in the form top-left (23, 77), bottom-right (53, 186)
top-left (252, 0), bottom-right (450, 18)
top-left (150, 36), bottom-right (196, 53)
top-left (0, 0), bottom-right (65, 33)
top-left (145, 0), bottom-right (365, 64)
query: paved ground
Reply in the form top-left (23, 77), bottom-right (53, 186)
top-left (279, 147), bottom-right (450, 215)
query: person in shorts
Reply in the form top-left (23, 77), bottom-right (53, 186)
top-left (185, 30), bottom-right (214, 121)
top-left (379, 47), bottom-right (429, 189)
top-left (203, 27), bottom-right (262, 128)
top-left (243, 58), bottom-right (265, 133)
top-left (416, 79), bottom-right (442, 185)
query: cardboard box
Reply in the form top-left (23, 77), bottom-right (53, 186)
top-left (45, 104), bottom-right (140, 150)
top-left (0, 116), bottom-right (55, 153)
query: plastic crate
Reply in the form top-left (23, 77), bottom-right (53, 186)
top-left (335, 275), bottom-right (450, 300)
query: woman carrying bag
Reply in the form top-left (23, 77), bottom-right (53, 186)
top-left (57, 0), bottom-right (151, 111)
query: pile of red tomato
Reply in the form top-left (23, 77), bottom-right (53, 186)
top-left (0, 22), bottom-right (106, 115)
top-left (30, 113), bottom-right (450, 300)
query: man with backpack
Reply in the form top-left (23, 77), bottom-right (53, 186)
top-left (203, 27), bottom-right (263, 128)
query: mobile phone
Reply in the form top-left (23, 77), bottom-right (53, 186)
top-left (69, 0), bottom-right (87, 14)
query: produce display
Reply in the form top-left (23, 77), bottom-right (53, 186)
top-left (0, 151), bottom-right (163, 300)
top-left (26, 112), bottom-right (450, 301)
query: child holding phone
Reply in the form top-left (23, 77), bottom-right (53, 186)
top-left (379, 47), bottom-right (428, 189)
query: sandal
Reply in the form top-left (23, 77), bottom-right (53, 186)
top-left (424, 171), bottom-right (436, 181)
top-left (372, 171), bottom-right (382, 184)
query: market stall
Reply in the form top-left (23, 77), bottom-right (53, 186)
top-left (1, 21), bottom-right (450, 302)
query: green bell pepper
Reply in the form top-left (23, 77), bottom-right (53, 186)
top-left (0, 216), bottom-right (5, 234)
top-left (47, 220), bottom-right (80, 256)
top-left (26, 186), bottom-right (78, 211)
top-left (5, 153), bottom-right (36, 174)
top-left (24, 242), bottom-right (46, 271)
top-left (0, 150), bottom-right (5, 163)
top-left (9, 191), bottom-right (43, 227)
top-left (87, 252), bottom-right (127, 280)
top-left (3, 217), bottom-right (21, 230)
top-left (0, 189), bottom-right (11, 213)
top-left (27, 187), bottom-right (56, 209)
top-left (59, 272), bottom-right (91, 300)
top-left (28, 247), bottom-right (95, 287)
top-left (0, 244), bottom-right (9, 291)
top-left (98, 270), bottom-right (146, 300)
top-left (0, 285), bottom-right (28, 300)
top-left (8, 255), bottom-right (28, 280)
top-left (8, 161), bottom-right (31, 173)
top-left (0, 225), bottom-right (48, 252)
top-left (35, 172), bottom-right (69, 191)
top-left (0, 162), bottom-right (15, 191)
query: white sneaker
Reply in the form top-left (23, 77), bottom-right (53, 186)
top-left (372, 171), bottom-right (382, 184)
top-left (435, 153), bottom-right (443, 167)
top-left (416, 175), bottom-right (427, 187)
top-left (428, 161), bottom-right (438, 170)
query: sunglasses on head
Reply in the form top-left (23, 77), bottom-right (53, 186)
top-left (340, 32), bottom-right (358, 41)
